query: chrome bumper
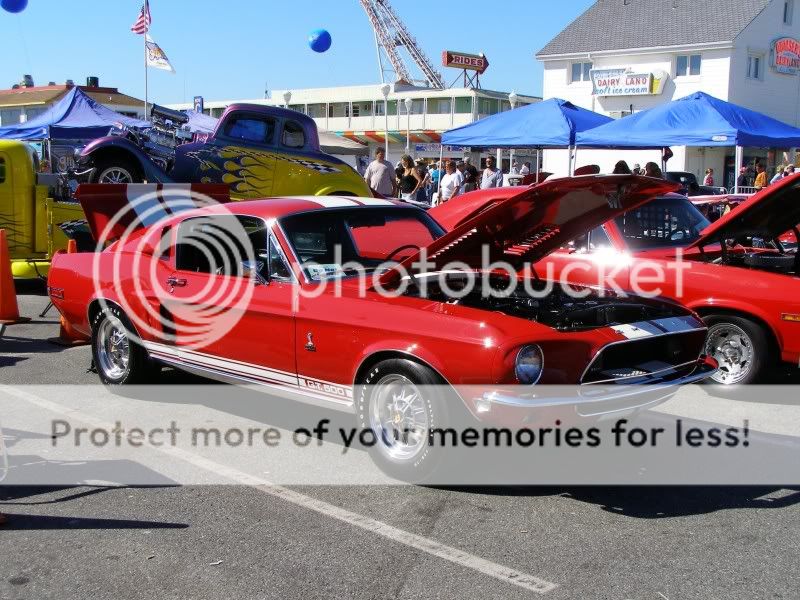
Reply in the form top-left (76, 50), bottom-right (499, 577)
top-left (478, 359), bottom-right (716, 417)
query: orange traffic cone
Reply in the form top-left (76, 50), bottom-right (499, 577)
top-left (49, 238), bottom-right (89, 346)
top-left (0, 229), bottom-right (29, 325)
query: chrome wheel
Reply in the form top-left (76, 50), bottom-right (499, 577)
top-left (705, 323), bottom-right (754, 385)
top-left (369, 374), bottom-right (429, 462)
top-left (96, 315), bottom-right (130, 380)
top-left (97, 166), bottom-right (134, 184)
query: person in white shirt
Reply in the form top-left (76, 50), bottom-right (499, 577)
top-left (480, 156), bottom-right (504, 189)
top-left (438, 160), bottom-right (463, 203)
top-left (363, 148), bottom-right (397, 197)
top-left (520, 162), bottom-right (531, 176)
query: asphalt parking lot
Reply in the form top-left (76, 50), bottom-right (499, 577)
top-left (2, 289), bottom-right (800, 600)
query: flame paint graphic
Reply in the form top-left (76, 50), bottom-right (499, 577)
top-left (186, 146), bottom-right (340, 198)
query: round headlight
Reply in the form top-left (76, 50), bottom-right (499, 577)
top-left (515, 344), bottom-right (544, 385)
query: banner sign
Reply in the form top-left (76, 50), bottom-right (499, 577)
top-left (193, 96), bottom-right (204, 113)
top-left (590, 68), bottom-right (667, 96)
top-left (771, 37), bottom-right (800, 75)
top-left (415, 143), bottom-right (467, 153)
top-left (441, 51), bottom-right (489, 74)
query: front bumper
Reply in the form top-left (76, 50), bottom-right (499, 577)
top-left (475, 356), bottom-right (716, 420)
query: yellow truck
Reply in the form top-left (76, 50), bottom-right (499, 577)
top-left (0, 139), bottom-right (83, 279)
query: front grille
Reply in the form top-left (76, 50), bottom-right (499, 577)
top-left (581, 330), bottom-right (706, 384)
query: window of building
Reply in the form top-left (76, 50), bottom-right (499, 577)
top-left (351, 101), bottom-right (373, 118)
top-left (375, 100), bottom-right (398, 116)
top-left (0, 108), bottom-right (22, 126)
top-left (454, 96), bottom-right (472, 114)
top-left (785, 0), bottom-right (794, 24)
top-left (676, 54), bottom-right (701, 77)
top-left (747, 53), bottom-right (764, 80)
top-left (328, 102), bottom-right (349, 118)
top-left (570, 61), bottom-right (593, 83)
top-left (223, 115), bottom-right (276, 144)
top-left (306, 103), bottom-right (326, 118)
top-left (287, 104), bottom-right (306, 114)
top-left (478, 97), bottom-right (500, 115)
top-left (399, 98), bottom-right (425, 114)
top-left (282, 120), bottom-right (305, 148)
top-left (25, 107), bottom-right (47, 121)
top-left (428, 98), bottom-right (451, 114)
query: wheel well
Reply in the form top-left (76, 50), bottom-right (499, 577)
top-left (353, 350), bottom-right (447, 386)
top-left (90, 148), bottom-right (142, 174)
top-left (693, 306), bottom-right (780, 354)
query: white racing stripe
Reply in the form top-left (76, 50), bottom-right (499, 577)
top-left (291, 196), bottom-right (360, 208)
top-left (1, 385), bottom-right (558, 595)
top-left (354, 198), bottom-right (396, 206)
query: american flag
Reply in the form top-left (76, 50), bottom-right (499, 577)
top-left (130, 1), bottom-right (151, 34)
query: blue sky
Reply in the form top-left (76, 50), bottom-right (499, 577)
top-left (2, 0), bottom-right (594, 103)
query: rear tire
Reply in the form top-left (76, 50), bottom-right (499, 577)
top-left (703, 314), bottom-right (770, 385)
top-left (91, 157), bottom-right (142, 184)
top-left (91, 305), bottom-right (159, 385)
top-left (355, 359), bottom-right (449, 482)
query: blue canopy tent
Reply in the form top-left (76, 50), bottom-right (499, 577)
top-left (0, 87), bottom-right (148, 140)
top-left (441, 98), bottom-right (612, 175)
top-left (576, 92), bottom-right (800, 191)
top-left (183, 109), bottom-right (218, 134)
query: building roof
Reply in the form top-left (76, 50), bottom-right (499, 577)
top-left (537, 0), bottom-right (771, 57)
top-left (0, 84), bottom-right (143, 108)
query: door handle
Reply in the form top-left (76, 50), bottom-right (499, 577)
top-left (166, 276), bottom-right (187, 290)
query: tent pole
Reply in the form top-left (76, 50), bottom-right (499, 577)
top-left (573, 146), bottom-right (578, 175)
top-left (734, 145), bottom-right (743, 193)
top-left (143, 25), bottom-right (148, 119)
top-left (536, 148), bottom-right (540, 179)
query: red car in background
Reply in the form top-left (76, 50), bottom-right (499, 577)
top-left (433, 175), bottom-right (800, 385)
top-left (47, 176), bottom-right (715, 479)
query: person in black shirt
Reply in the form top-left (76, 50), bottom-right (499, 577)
top-left (397, 154), bottom-right (423, 202)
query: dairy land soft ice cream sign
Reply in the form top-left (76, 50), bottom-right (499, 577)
top-left (771, 37), bottom-right (800, 75)
top-left (590, 68), bottom-right (668, 97)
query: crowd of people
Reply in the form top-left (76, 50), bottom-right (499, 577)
top-left (363, 149), bottom-right (511, 205)
top-left (364, 148), bottom-right (798, 206)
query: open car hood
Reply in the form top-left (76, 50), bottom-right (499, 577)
top-left (689, 172), bottom-right (800, 249)
top-left (75, 183), bottom-right (231, 242)
top-left (378, 174), bottom-right (679, 288)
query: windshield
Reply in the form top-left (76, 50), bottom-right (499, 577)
top-left (280, 207), bottom-right (444, 280)
top-left (614, 196), bottom-right (711, 249)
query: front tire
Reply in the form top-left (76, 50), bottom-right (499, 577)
top-left (91, 306), bottom-right (158, 385)
top-left (703, 315), bottom-right (770, 385)
top-left (91, 157), bottom-right (142, 184)
top-left (355, 359), bottom-right (449, 482)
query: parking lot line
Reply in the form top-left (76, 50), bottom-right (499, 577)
top-left (1, 385), bottom-right (559, 595)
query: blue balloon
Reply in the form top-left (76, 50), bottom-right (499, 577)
top-left (1, 0), bottom-right (28, 13)
top-left (308, 29), bottom-right (332, 53)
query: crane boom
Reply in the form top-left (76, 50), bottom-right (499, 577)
top-left (359, 0), bottom-right (445, 89)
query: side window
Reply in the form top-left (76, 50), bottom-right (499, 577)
top-left (0, 157), bottom-right (5, 183)
top-left (175, 215), bottom-right (262, 276)
top-left (282, 121), bottom-right (306, 149)
top-left (224, 116), bottom-right (275, 144)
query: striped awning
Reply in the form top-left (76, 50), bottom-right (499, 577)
top-left (335, 130), bottom-right (443, 144)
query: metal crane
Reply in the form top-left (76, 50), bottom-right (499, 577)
top-left (359, 0), bottom-right (445, 89)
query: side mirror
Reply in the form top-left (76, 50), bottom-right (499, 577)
top-left (241, 260), bottom-right (269, 285)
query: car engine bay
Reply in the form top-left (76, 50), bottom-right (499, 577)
top-left (406, 274), bottom-right (688, 331)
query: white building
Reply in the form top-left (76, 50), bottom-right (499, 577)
top-left (168, 83), bottom-right (539, 168)
top-left (537, 0), bottom-right (800, 188)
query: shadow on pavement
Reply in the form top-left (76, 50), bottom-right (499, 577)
top-left (0, 512), bottom-right (188, 530)
top-left (435, 484), bottom-right (800, 518)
